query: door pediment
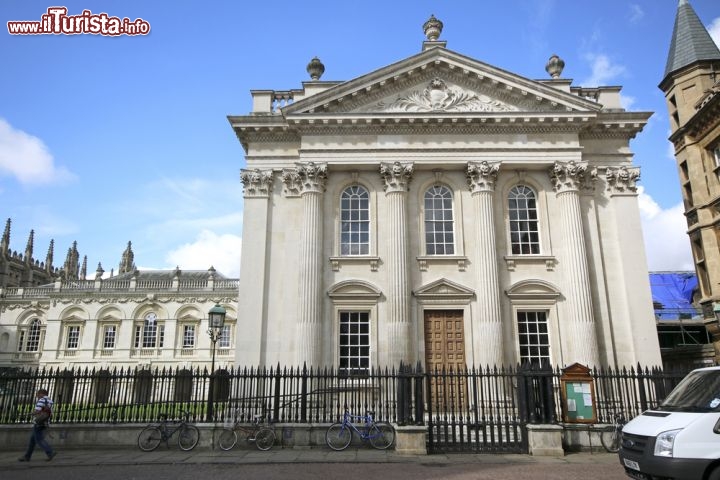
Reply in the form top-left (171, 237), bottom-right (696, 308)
top-left (414, 278), bottom-right (475, 300)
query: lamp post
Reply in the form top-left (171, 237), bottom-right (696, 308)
top-left (206, 303), bottom-right (226, 422)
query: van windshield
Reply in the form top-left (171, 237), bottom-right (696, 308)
top-left (659, 370), bottom-right (720, 412)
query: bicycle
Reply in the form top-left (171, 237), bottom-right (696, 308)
top-left (600, 413), bottom-right (625, 453)
top-left (216, 410), bottom-right (276, 451)
top-left (325, 408), bottom-right (395, 451)
top-left (137, 411), bottom-right (200, 451)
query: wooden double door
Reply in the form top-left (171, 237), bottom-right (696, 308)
top-left (424, 310), bottom-right (467, 409)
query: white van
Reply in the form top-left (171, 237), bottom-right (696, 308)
top-left (619, 366), bottom-right (720, 480)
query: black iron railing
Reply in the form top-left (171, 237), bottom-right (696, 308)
top-left (0, 363), bottom-right (689, 425)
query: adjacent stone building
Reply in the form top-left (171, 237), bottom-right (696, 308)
top-left (659, 0), bottom-right (720, 360)
top-left (230, 17), bottom-right (662, 371)
top-left (0, 234), bottom-right (238, 371)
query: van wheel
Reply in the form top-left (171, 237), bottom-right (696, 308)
top-left (707, 466), bottom-right (720, 480)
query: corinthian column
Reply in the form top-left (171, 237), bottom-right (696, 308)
top-left (549, 160), bottom-right (599, 367)
top-left (380, 161), bottom-right (414, 366)
top-left (467, 161), bottom-right (504, 366)
top-left (283, 162), bottom-right (327, 368)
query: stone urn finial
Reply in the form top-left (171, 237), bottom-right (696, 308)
top-left (545, 54), bottom-right (565, 79)
top-left (423, 14), bottom-right (443, 41)
top-left (306, 57), bottom-right (325, 80)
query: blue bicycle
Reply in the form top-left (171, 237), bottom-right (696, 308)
top-left (325, 408), bottom-right (395, 450)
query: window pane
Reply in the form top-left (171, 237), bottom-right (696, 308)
top-left (424, 186), bottom-right (455, 256)
top-left (517, 311), bottom-right (550, 365)
top-left (340, 186), bottom-right (370, 257)
top-left (508, 185), bottom-right (540, 256)
top-left (339, 311), bottom-right (370, 375)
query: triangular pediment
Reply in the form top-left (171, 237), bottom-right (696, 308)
top-left (413, 278), bottom-right (475, 299)
top-left (284, 48), bottom-right (601, 117)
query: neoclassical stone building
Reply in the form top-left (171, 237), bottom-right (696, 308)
top-left (230, 17), bottom-right (662, 372)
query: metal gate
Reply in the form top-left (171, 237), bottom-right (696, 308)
top-left (426, 366), bottom-right (529, 454)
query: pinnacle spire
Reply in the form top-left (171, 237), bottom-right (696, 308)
top-left (119, 241), bottom-right (135, 274)
top-left (1, 218), bottom-right (10, 253)
top-left (45, 239), bottom-right (54, 271)
top-left (663, 0), bottom-right (720, 79)
top-left (25, 229), bottom-right (34, 261)
top-left (80, 255), bottom-right (87, 280)
top-left (63, 241), bottom-right (80, 280)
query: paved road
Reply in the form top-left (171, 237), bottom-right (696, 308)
top-left (0, 447), bottom-right (628, 480)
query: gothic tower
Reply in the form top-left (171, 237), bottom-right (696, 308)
top-left (659, 0), bottom-right (720, 347)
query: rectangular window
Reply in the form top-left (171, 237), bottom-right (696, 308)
top-left (66, 326), bottom-right (80, 349)
top-left (26, 321), bottom-right (41, 352)
top-left (713, 146), bottom-right (720, 170)
top-left (339, 312), bottom-right (370, 376)
top-left (218, 325), bottom-right (231, 348)
top-left (134, 323), bottom-right (164, 348)
top-left (517, 311), bottom-right (550, 365)
top-left (182, 325), bottom-right (195, 348)
top-left (103, 326), bottom-right (116, 349)
top-left (142, 322), bottom-right (157, 348)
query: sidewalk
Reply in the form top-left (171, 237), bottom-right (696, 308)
top-left (0, 446), bottom-right (620, 468)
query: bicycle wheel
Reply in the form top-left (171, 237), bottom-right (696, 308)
top-left (178, 424), bottom-right (200, 451)
top-left (600, 428), bottom-right (621, 453)
top-left (138, 426), bottom-right (162, 451)
top-left (368, 422), bottom-right (395, 450)
top-left (254, 427), bottom-right (276, 451)
top-left (217, 428), bottom-right (238, 451)
top-left (326, 423), bottom-right (352, 451)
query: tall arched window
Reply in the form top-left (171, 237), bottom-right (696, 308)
top-left (508, 185), bottom-right (540, 255)
top-left (424, 185), bottom-right (455, 255)
top-left (340, 186), bottom-right (369, 255)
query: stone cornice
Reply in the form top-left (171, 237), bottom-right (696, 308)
top-left (233, 112), bottom-right (649, 143)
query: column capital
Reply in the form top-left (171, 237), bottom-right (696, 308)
top-left (604, 165), bottom-right (640, 195)
top-left (467, 161), bottom-right (500, 193)
top-left (282, 162), bottom-right (327, 196)
top-left (380, 161), bottom-right (414, 193)
top-left (549, 160), bottom-right (596, 193)
top-left (240, 168), bottom-right (274, 197)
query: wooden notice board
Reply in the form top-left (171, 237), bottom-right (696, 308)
top-left (560, 363), bottom-right (597, 423)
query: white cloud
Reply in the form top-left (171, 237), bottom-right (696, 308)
top-left (620, 93), bottom-right (636, 110)
top-left (165, 230), bottom-right (242, 277)
top-left (581, 53), bottom-right (626, 87)
top-left (637, 188), bottom-right (694, 271)
top-left (0, 118), bottom-right (75, 185)
top-left (708, 18), bottom-right (720, 47)
top-left (628, 4), bottom-right (644, 24)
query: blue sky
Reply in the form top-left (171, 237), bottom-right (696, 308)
top-left (1, 0), bottom-right (718, 278)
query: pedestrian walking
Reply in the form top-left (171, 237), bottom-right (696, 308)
top-left (18, 388), bottom-right (56, 462)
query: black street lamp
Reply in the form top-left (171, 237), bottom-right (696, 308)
top-left (206, 303), bottom-right (226, 422)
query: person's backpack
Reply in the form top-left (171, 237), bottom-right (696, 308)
top-left (34, 399), bottom-right (51, 425)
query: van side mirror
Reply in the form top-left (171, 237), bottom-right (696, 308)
top-left (713, 418), bottom-right (720, 435)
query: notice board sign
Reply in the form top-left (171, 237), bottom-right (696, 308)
top-left (560, 363), bottom-right (597, 423)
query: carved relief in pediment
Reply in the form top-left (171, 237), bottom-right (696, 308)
top-left (363, 78), bottom-right (518, 113)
